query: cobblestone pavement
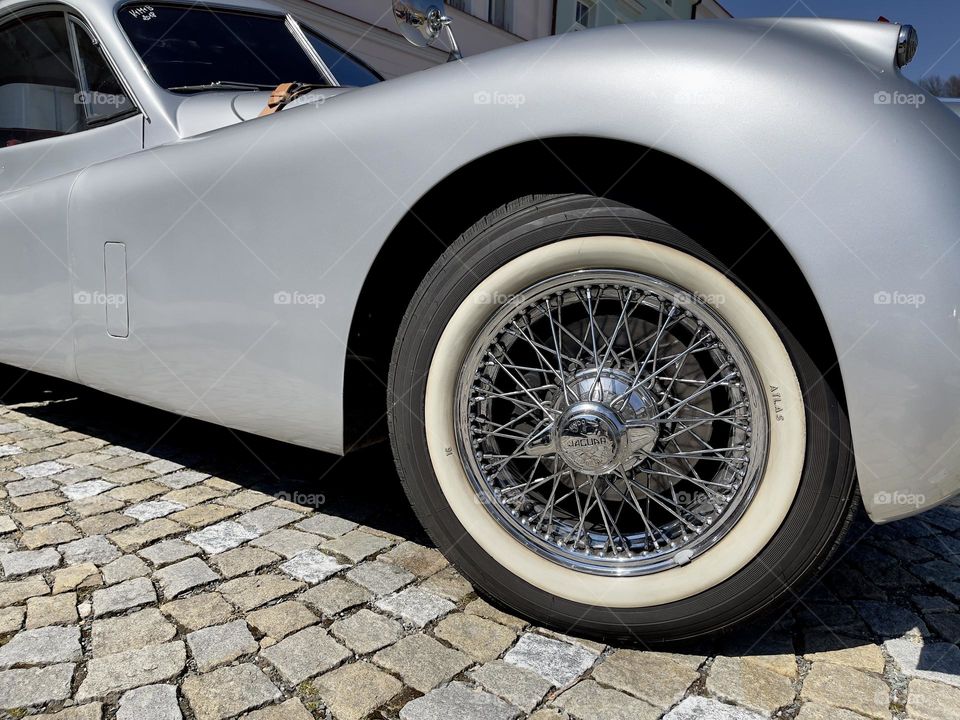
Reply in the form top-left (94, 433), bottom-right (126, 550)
top-left (0, 368), bottom-right (959, 720)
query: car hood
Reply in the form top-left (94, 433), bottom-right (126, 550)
top-left (175, 87), bottom-right (355, 137)
top-left (169, 17), bottom-right (908, 138)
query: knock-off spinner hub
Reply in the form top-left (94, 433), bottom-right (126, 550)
top-left (552, 369), bottom-right (659, 475)
top-left (557, 402), bottom-right (625, 474)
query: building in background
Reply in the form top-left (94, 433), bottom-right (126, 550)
top-left (694, 1), bottom-right (732, 19)
top-left (275, 0), bottom-right (730, 78)
top-left (557, 0), bottom-right (693, 32)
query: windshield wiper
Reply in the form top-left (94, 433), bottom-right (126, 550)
top-left (168, 81), bottom-right (278, 93)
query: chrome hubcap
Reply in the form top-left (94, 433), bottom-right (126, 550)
top-left (534, 368), bottom-right (659, 476)
top-left (556, 401), bottom-right (624, 475)
top-left (456, 270), bottom-right (768, 576)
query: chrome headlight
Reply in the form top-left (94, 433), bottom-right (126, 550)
top-left (897, 25), bottom-right (919, 68)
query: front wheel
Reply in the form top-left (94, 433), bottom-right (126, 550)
top-left (388, 195), bottom-right (858, 641)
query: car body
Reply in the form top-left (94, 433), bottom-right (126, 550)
top-left (2, 0), bottom-right (959, 638)
top-left (942, 97), bottom-right (960, 117)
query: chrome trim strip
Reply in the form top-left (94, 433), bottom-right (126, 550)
top-left (286, 14), bottom-right (340, 88)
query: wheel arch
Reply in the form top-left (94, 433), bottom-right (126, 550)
top-left (343, 137), bottom-right (846, 451)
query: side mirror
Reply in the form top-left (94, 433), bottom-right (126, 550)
top-left (392, 0), bottom-right (462, 60)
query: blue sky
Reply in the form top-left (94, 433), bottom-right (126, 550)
top-left (720, 0), bottom-right (960, 82)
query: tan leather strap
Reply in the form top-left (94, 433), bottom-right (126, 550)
top-left (258, 82), bottom-right (312, 117)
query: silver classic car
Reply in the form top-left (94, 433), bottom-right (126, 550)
top-left (1, 0), bottom-right (958, 641)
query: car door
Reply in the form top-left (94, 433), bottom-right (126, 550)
top-left (0, 8), bottom-right (143, 380)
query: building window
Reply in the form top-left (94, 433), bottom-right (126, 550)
top-left (488, 0), bottom-right (514, 33)
top-left (574, 1), bottom-right (596, 29)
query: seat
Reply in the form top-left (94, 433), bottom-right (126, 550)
top-left (0, 83), bottom-right (82, 145)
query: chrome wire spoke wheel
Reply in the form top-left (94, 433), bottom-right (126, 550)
top-left (456, 270), bottom-right (768, 576)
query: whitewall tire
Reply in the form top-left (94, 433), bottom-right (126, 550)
top-left (389, 195), bottom-right (858, 641)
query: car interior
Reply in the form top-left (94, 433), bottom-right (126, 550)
top-left (0, 11), bottom-right (132, 149)
top-left (0, 13), bottom-right (81, 147)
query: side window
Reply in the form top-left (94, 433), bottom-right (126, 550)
top-left (0, 13), bottom-right (82, 147)
top-left (70, 22), bottom-right (135, 124)
top-left (489, 0), bottom-right (515, 32)
top-left (304, 30), bottom-right (381, 87)
top-left (0, 11), bottom-right (135, 149)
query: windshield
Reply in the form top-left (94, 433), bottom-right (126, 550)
top-left (118, 4), bottom-right (339, 92)
top-left (303, 29), bottom-right (380, 88)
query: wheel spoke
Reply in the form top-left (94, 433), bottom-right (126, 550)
top-left (508, 320), bottom-right (577, 402)
top-left (611, 302), bottom-right (683, 408)
top-left (486, 352), bottom-right (556, 420)
top-left (589, 288), bottom-right (635, 399)
top-left (578, 287), bottom-right (604, 371)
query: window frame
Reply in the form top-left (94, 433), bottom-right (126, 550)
top-left (286, 14), bottom-right (339, 87)
top-left (0, 3), bottom-right (144, 144)
top-left (488, 0), bottom-right (514, 32)
top-left (66, 15), bottom-right (141, 127)
top-left (573, 0), bottom-right (597, 30)
top-left (297, 20), bottom-right (384, 87)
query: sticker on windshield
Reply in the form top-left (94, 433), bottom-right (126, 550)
top-left (127, 5), bottom-right (157, 21)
